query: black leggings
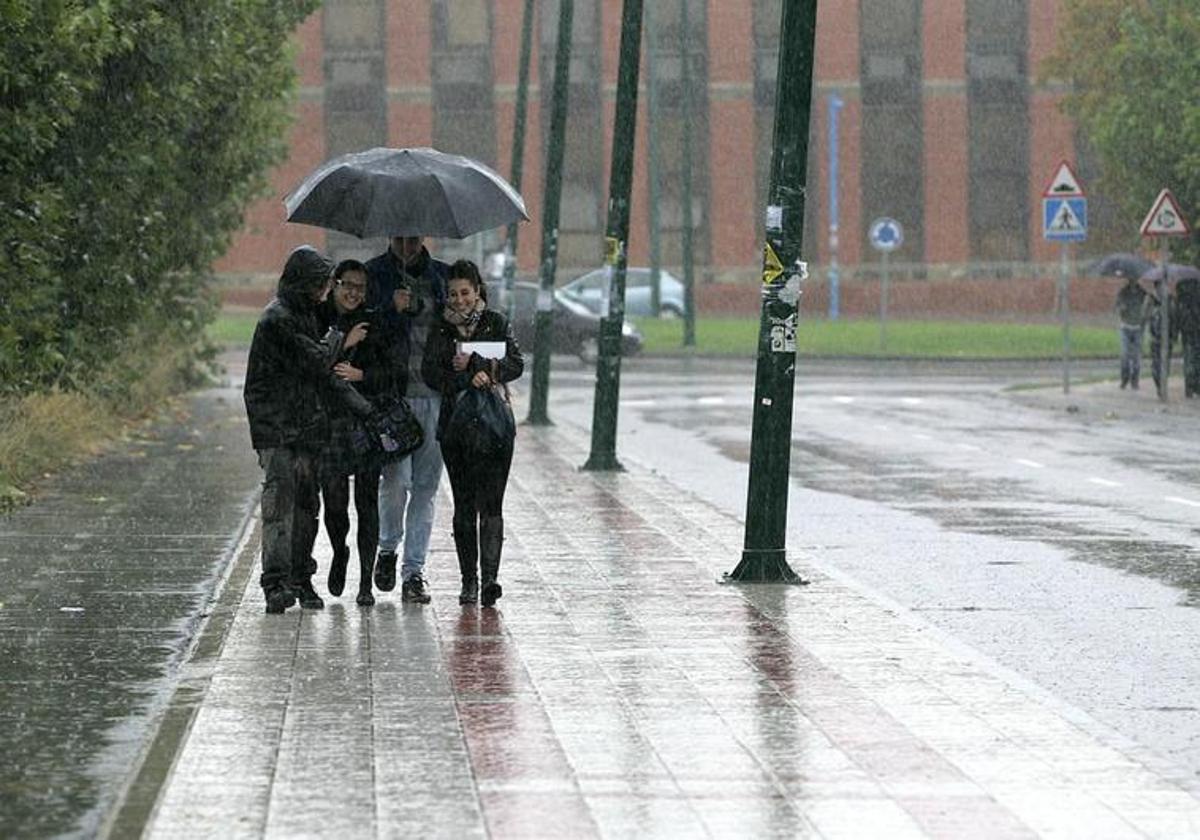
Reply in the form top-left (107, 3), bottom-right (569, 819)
top-left (442, 444), bottom-right (513, 520)
top-left (320, 466), bottom-right (381, 563)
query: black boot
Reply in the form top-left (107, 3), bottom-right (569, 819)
top-left (356, 549), bottom-right (374, 605)
top-left (328, 545), bottom-right (349, 596)
top-left (374, 551), bottom-right (397, 592)
top-left (294, 578), bottom-right (325, 609)
top-left (453, 513), bottom-right (479, 605)
top-left (479, 515), bottom-right (504, 608)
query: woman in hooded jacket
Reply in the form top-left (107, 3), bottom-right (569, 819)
top-left (421, 260), bottom-right (523, 607)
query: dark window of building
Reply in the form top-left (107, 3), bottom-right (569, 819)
top-left (645, 0), bottom-right (711, 270)
top-left (540, 0), bottom-right (603, 269)
top-left (859, 0), bottom-right (924, 265)
top-left (323, 0), bottom-right (387, 258)
top-left (432, 0), bottom-right (496, 168)
top-left (967, 0), bottom-right (1028, 263)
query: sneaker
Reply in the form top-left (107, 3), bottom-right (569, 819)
top-left (294, 580), bottom-right (325, 609)
top-left (265, 587), bottom-right (295, 614)
top-left (374, 552), bottom-right (397, 592)
top-left (401, 574), bottom-right (431, 604)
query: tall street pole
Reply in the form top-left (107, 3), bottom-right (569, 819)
top-left (583, 0), bottom-right (643, 472)
top-left (679, 0), bottom-right (696, 347)
top-left (645, 7), bottom-right (663, 316)
top-left (724, 0), bottom-right (818, 585)
top-left (526, 0), bottom-right (574, 426)
top-left (502, 0), bottom-right (535, 324)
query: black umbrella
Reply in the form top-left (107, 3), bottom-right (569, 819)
top-left (284, 147), bottom-right (528, 239)
top-left (1137, 263), bottom-right (1200, 297)
top-left (1083, 252), bottom-right (1154, 279)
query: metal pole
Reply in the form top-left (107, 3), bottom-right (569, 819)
top-left (880, 250), bottom-right (889, 352)
top-left (502, 0), bottom-right (535, 323)
top-left (584, 0), bottom-right (643, 472)
top-left (828, 93), bottom-right (842, 321)
top-left (526, 0), bottom-right (574, 426)
top-left (679, 0), bottom-right (696, 347)
top-left (1158, 243), bottom-right (1170, 402)
top-left (724, 0), bottom-right (817, 585)
top-left (1060, 243), bottom-right (1071, 394)
top-left (646, 8), bottom-right (662, 316)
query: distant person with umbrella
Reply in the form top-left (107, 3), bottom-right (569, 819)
top-left (244, 246), bottom-right (377, 614)
top-left (1175, 278), bottom-right (1200, 398)
top-left (1143, 285), bottom-right (1178, 395)
top-left (1114, 270), bottom-right (1148, 389)
top-left (366, 235), bottom-right (449, 604)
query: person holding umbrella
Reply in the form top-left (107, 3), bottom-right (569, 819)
top-left (1114, 270), bottom-right (1148, 390)
top-left (422, 260), bottom-right (523, 607)
top-left (366, 235), bottom-right (449, 603)
top-left (244, 246), bottom-right (377, 614)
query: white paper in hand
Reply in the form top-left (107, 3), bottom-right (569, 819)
top-left (457, 341), bottom-right (507, 359)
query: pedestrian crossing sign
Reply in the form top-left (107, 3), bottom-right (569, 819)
top-left (1043, 196), bottom-right (1087, 242)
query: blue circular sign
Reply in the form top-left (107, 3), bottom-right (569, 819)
top-left (869, 217), bottom-right (904, 253)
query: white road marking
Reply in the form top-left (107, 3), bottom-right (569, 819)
top-left (697, 396), bottom-right (726, 406)
top-left (1088, 477), bottom-right (1122, 488)
top-left (956, 443), bottom-right (983, 452)
top-left (832, 396), bottom-right (855, 404)
top-left (620, 399), bottom-right (658, 408)
top-left (901, 397), bottom-right (924, 405)
top-left (1165, 496), bottom-right (1200, 508)
top-left (1015, 458), bottom-right (1045, 469)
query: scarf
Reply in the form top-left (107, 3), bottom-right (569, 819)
top-left (442, 298), bottom-right (487, 338)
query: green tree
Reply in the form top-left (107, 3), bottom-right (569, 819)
top-left (1047, 0), bottom-right (1200, 263)
top-left (0, 1), bottom-right (319, 395)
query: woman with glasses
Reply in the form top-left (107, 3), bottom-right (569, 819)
top-left (317, 259), bottom-right (408, 605)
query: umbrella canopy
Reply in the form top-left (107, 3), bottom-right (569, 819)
top-left (1083, 252), bottom-right (1154, 279)
top-left (284, 147), bottom-right (528, 239)
top-left (1137, 263), bottom-right (1200, 297)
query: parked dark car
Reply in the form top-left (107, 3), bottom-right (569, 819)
top-left (560, 266), bottom-right (686, 318)
top-left (493, 281), bottom-right (643, 362)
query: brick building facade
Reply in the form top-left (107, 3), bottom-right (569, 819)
top-left (216, 1), bottom-right (1108, 291)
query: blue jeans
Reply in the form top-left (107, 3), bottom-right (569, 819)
top-left (378, 395), bottom-right (443, 581)
top-left (1119, 325), bottom-right (1143, 385)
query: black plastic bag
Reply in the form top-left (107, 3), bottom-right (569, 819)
top-left (443, 385), bottom-right (515, 457)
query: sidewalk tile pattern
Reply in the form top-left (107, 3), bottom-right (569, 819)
top-left (147, 422), bottom-right (1200, 839)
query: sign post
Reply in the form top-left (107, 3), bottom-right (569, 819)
top-left (1042, 161), bottom-right (1087, 394)
top-left (1139, 188), bottom-right (1192, 402)
top-left (868, 217), bottom-right (903, 351)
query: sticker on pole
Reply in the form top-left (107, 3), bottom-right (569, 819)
top-left (603, 236), bottom-right (624, 265)
top-left (762, 242), bottom-right (784, 284)
top-left (1140, 189), bottom-right (1191, 237)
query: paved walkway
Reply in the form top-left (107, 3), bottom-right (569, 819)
top-left (131, 405), bottom-right (1200, 839)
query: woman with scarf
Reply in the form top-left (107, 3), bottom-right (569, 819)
top-left (422, 260), bottom-right (523, 607)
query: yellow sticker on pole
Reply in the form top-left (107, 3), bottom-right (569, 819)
top-left (604, 236), bottom-right (623, 266)
top-left (762, 242), bottom-right (784, 284)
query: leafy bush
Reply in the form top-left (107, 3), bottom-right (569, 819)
top-left (0, 0), bottom-right (319, 396)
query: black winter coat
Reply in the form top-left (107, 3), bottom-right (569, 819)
top-left (422, 308), bottom-right (524, 441)
top-left (317, 299), bottom-right (408, 408)
top-left (244, 257), bottom-right (373, 451)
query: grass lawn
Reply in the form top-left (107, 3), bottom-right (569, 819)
top-left (634, 317), bottom-right (1117, 359)
top-left (209, 309), bottom-right (1117, 360)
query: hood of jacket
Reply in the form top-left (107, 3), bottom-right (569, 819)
top-left (277, 246), bottom-right (335, 309)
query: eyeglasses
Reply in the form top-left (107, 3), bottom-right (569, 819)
top-left (337, 282), bottom-right (366, 295)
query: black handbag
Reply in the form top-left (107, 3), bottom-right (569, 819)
top-left (443, 384), bottom-right (516, 458)
top-left (369, 394), bottom-right (424, 461)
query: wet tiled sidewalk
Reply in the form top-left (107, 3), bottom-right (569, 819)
top-left (143, 422), bottom-right (1200, 839)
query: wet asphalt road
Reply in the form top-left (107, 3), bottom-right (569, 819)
top-left (545, 356), bottom-right (1200, 781)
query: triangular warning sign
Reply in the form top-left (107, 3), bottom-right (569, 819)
top-left (1140, 189), bottom-right (1191, 237)
top-left (1043, 161), bottom-right (1085, 197)
top-left (1050, 201), bottom-right (1083, 232)
top-left (762, 242), bottom-right (784, 284)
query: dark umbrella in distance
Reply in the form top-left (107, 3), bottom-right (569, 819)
top-left (1137, 263), bottom-right (1200, 298)
top-left (284, 147), bottom-right (528, 239)
top-left (1084, 252), bottom-right (1154, 279)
